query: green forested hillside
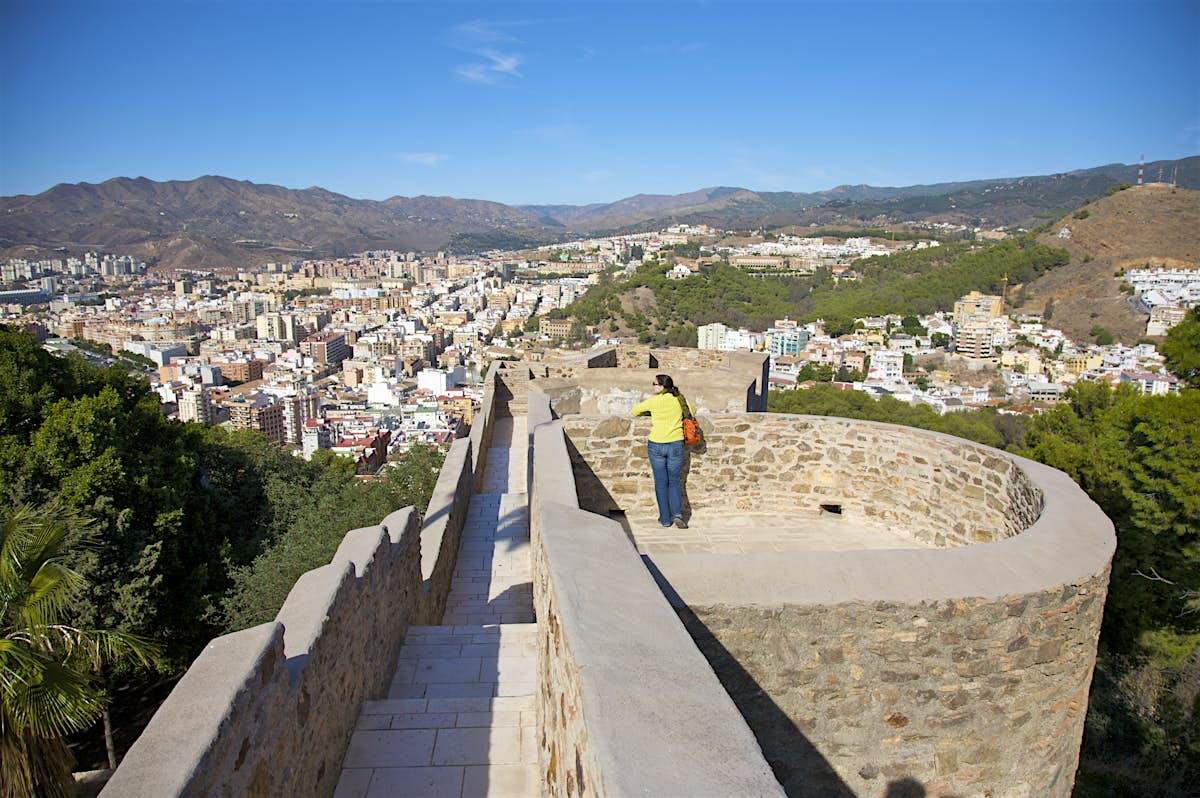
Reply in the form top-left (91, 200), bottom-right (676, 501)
top-left (545, 261), bottom-right (809, 345)
top-left (551, 235), bottom-right (1069, 338)
top-left (807, 236), bottom-right (1068, 331)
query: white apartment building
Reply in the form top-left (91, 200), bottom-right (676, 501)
top-left (302, 419), bottom-right (333, 459)
top-left (177, 388), bottom-right (213, 424)
top-left (868, 349), bottom-right (905, 383)
top-left (1146, 305), bottom-right (1189, 336)
top-left (697, 322), bottom-right (762, 352)
top-left (697, 323), bottom-right (728, 351)
top-left (1127, 268), bottom-right (1200, 309)
top-left (417, 366), bottom-right (466, 395)
top-left (1120, 370), bottom-right (1180, 396)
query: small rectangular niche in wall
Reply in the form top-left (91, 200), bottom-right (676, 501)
top-left (820, 503), bottom-right (843, 515)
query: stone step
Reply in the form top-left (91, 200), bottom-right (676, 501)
top-left (335, 416), bottom-right (536, 798)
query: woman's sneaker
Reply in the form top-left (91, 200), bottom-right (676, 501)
top-left (672, 516), bottom-right (688, 529)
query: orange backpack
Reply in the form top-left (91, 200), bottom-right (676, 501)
top-left (677, 395), bottom-right (702, 445)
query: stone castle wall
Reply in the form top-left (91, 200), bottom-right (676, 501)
top-left (104, 379), bottom-right (497, 797)
top-left (562, 413), bottom-right (1042, 548)
top-left (684, 575), bottom-right (1109, 798)
top-left (560, 410), bottom-right (1114, 798)
top-left (101, 509), bottom-right (423, 798)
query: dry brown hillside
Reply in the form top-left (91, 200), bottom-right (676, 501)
top-left (1030, 184), bottom-right (1200, 344)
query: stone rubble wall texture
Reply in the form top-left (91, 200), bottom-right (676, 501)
top-left (528, 396), bottom-right (785, 798)
top-left (532, 531), bottom-right (608, 798)
top-left (561, 409), bottom-right (1114, 798)
top-left (101, 508), bottom-right (423, 798)
top-left (562, 413), bottom-right (1043, 548)
top-left (684, 577), bottom-right (1109, 798)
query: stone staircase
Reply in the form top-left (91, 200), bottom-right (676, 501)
top-left (336, 415), bottom-right (537, 798)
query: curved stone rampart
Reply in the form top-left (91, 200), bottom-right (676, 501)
top-left (563, 413), bottom-right (1044, 548)
top-left (560, 411), bottom-right (1115, 798)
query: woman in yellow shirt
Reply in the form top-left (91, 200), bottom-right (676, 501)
top-left (631, 374), bottom-right (690, 529)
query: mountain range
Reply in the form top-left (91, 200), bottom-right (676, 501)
top-left (1, 157), bottom-right (1196, 272)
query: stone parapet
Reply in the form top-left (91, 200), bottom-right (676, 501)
top-left (419, 435), bottom-right (475, 624)
top-left (529, 395), bottom-right (785, 798)
top-left (102, 507), bottom-right (422, 798)
top-left (563, 413), bottom-right (1042, 548)
top-left (468, 377), bottom-right (496, 491)
top-left (561, 410), bottom-right (1115, 797)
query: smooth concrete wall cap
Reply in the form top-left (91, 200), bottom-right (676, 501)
top-left (533, 420), bottom-right (577, 504)
top-left (276, 561), bottom-right (355, 667)
top-left (650, 447), bottom-right (1115, 608)
top-left (527, 391), bottom-right (554, 429)
top-left (538, 500), bottom-right (784, 797)
top-left (420, 437), bottom-right (472, 582)
top-left (333, 525), bottom-right (387, 579)
top-left (99, 623), bottom-right (286, 798)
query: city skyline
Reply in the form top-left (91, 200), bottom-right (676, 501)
top-left (2, 0), bottom-right (1198, 205)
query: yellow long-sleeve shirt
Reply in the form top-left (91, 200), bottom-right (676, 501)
top-left (631, 392), bottom-right (692, 443)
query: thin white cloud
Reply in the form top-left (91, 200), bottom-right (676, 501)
top-left (450, 19), bottom-right (525, 85)
top-left (642, 41), bottom-right (709, 55)
top-left (398, 152), bottom-right (449, 167)
top-left (452, 20), bottom-right (516, 46)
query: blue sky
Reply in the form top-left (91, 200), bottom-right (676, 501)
top-left (2, 0), bottom-right (1197, 205)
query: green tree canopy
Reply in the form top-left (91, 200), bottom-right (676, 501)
top-left (1, 501), bottom-right (156, 797)
top-left (1161, 308), bottom-right (1200, 389)
top-left (1022, 382), bottom-right (1200, 660)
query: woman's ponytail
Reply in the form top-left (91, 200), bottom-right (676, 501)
top-left (656, 374), bottom-right (681, 396)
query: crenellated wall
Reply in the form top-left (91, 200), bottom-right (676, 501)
top-left (493, 346), bottom-right (768, 420)
top-left (101, 508), bottom-right (424, 797)
top-left (99, 353), bottom-right (1115, 798)
top-left (101, 386), bottom-right (498, 797)
top-left (418, 435), bottom-right (476, 624)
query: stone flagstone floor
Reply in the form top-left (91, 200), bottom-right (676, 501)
top-left (336, 415), bottom-right (537, 798)
top-left (624, 509), bottom-right (936, 554)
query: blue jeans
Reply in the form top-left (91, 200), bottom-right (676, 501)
top-left (647, 440), bottom-right (684, 526)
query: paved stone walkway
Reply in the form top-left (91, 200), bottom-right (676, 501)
top-left (336, 416), bottom-right (537, 798)
top-left (625, 510), bottom-right (936, 554)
